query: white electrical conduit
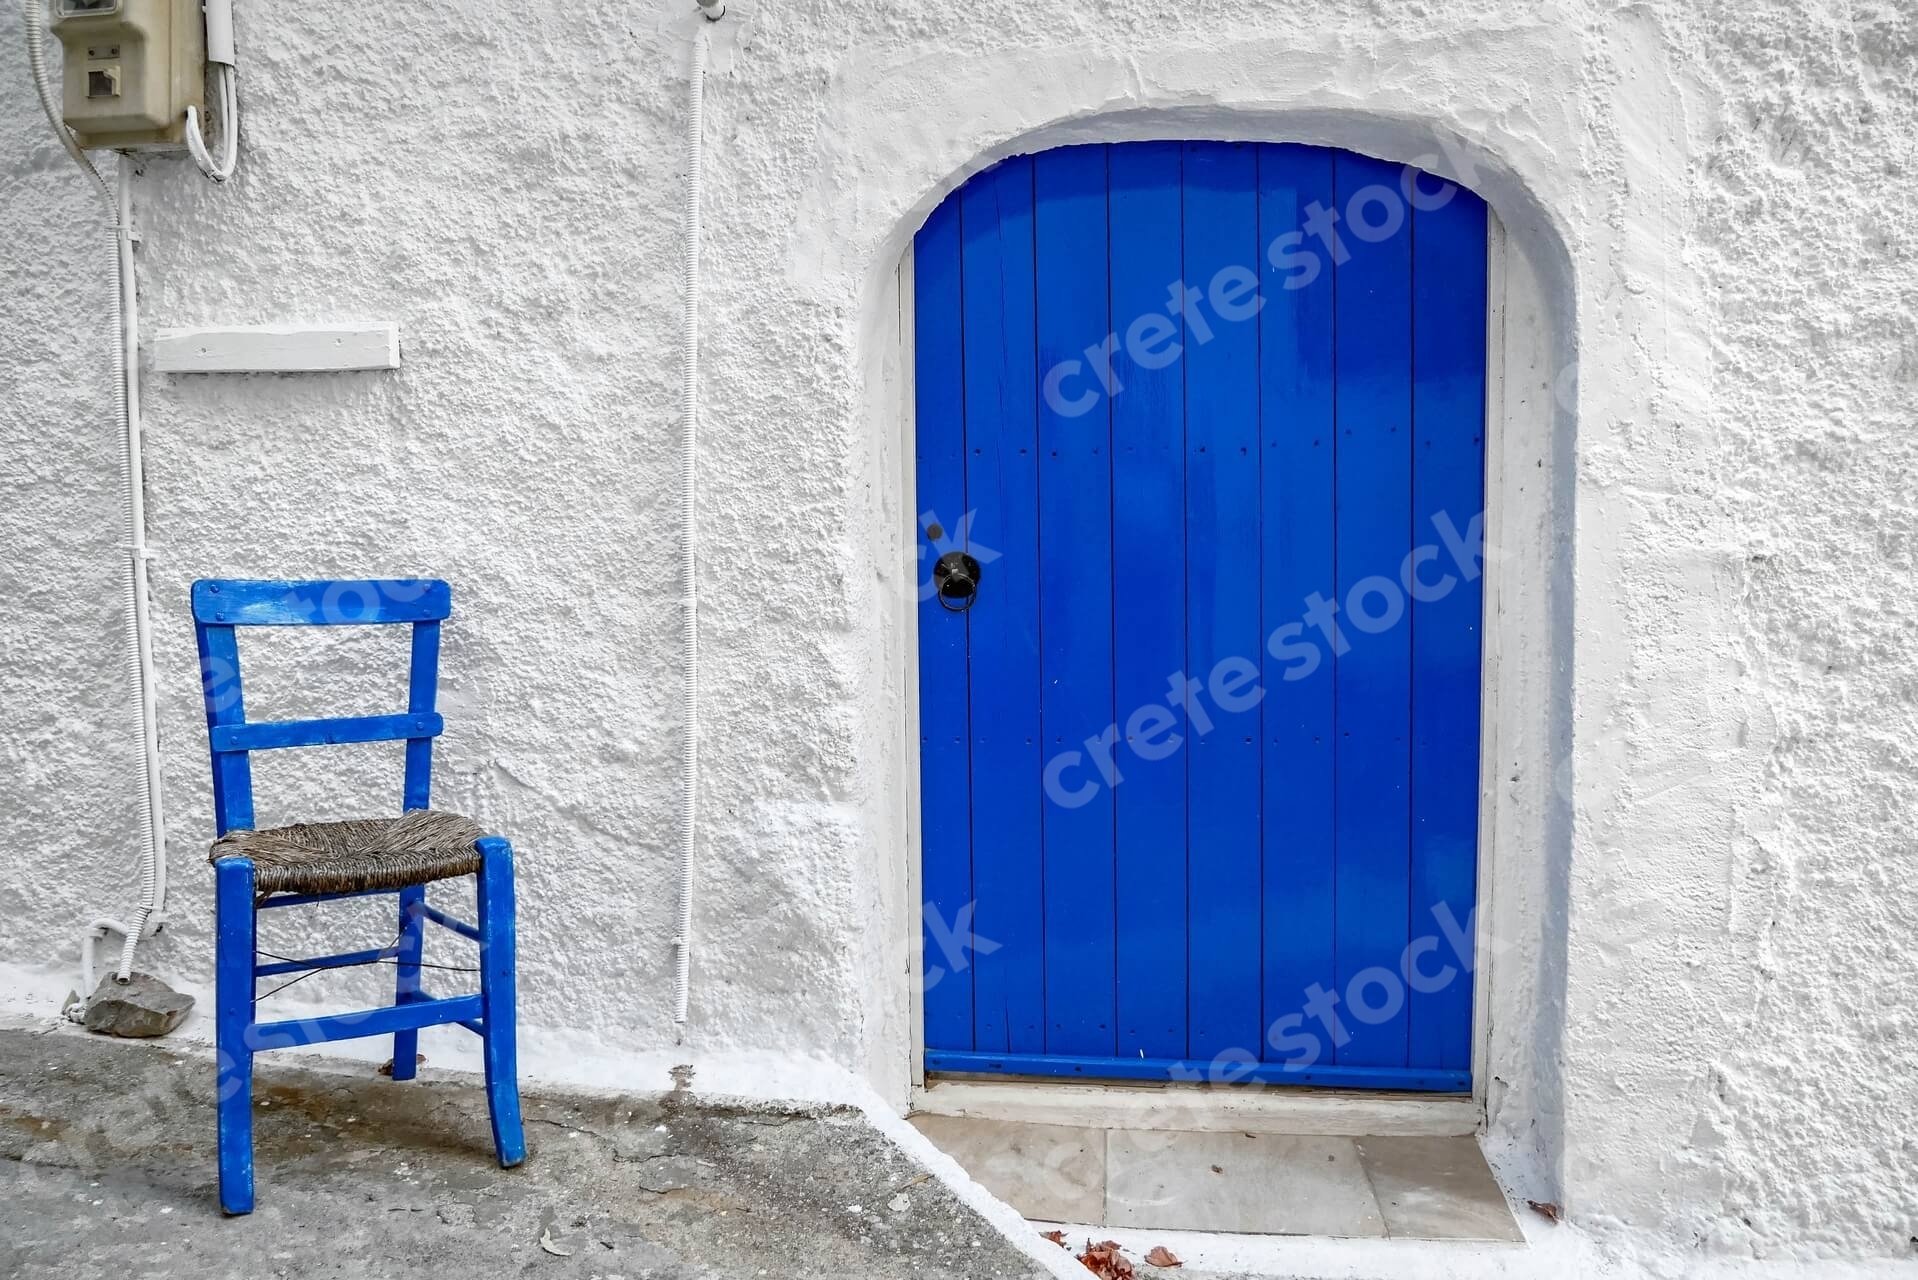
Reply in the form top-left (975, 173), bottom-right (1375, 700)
top-left (673, 5), bottom-right (721, 1039)
top-left (185, 0), bottom-right (239, 182)
top-left (185, 62), bottom-right (239, 181)
top-left (24, 0), bottom-right (170, 989)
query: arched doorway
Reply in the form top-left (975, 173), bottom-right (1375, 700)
top-left (915, 141), bottom-right (1488, 1091)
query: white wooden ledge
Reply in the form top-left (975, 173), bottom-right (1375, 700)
top-left (153, 323), bottom-right (401, 374)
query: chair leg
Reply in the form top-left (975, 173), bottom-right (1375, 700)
top-left (475, 836), bottom-right (525, 1168)
top-left (390, 885), bottom-right (426, 1081)
top-left (214, 857), bottom-right (257, 1215)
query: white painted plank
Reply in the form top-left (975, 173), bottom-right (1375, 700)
top-left (152, 323), bottom-right (401, 374)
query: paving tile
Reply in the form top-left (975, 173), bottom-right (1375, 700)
top-left (1355, 1135), bottom-right (1524, 1242)
top-left (1105, 1129), bottom-right (1387, 1237)
top-left (909, 1114), bottom-right (1107, 1223)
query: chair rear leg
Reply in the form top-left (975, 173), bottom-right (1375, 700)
top-left (475, 836), bottom-right (525, 1168)
top-left (390, 885), bottom-right (425, 1081)
top-left (214, 857), bottom-right (257, 1214)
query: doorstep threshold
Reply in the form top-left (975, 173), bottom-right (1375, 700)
top-left (915, 1073), bottom-right (1480, 1137)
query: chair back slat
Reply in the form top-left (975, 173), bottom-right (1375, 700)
top-left (192, 579), bottom-right (451, 627)
top-left (192, 578), bottom-right (452, 835)
top-left (209, 713), bottom-right (444, 754)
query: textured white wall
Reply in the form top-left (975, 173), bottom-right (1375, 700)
top-left (2, 0), bottom-right (1914, 1263)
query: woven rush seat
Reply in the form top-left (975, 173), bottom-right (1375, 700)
top-left (208, 809), bottom-right (483, 897)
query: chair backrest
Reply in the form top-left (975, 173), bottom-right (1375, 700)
top-left (191, 579), bottom-right (453, 838)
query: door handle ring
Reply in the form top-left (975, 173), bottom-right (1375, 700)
top-left (933, 551), bottom-right (982, 612)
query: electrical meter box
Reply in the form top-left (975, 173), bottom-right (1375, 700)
top-left (51, 0), bottom-right (204, 151)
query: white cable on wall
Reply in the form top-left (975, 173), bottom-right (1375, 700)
top-left (673, 7), bottom-right (721, 1038)
top-left (24, 0), bottom-right (170, 988)
top-left (185, 0), bottom-right (239, 182)
top-left (112, 149), bottom-right (168, 981)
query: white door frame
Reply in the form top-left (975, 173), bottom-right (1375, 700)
top-left (886, 195), bottom-right (1539, 1138)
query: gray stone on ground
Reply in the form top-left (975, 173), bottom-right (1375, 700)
top-left (82, 972), bottom-right (194, 1038)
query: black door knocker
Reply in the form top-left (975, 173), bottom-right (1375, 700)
top-left (933, 550), bottom-right (983, 612)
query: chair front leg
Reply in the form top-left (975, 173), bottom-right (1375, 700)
top-left (390, 885), bottom-right (426, 1081)
top-left (475, 836), bottom-right (525, 1168)
top-left (214, 856), bottom-right (258, 1214)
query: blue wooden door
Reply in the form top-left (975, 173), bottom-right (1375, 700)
top-left (916, 142), bottom-right (1486, 1092)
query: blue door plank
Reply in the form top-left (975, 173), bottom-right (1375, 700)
top-left (914, 193), bottom-right (975, 1051)
top-left (960, 158), bottom-right (1047, 1055)
top-left (1034, 145), bottom-right (1118, 1058)
top-left (1257, 143), bottom-right (1339, 1063)
top-left (1181, 141), bottom-right (1265, 1063)
top-left (1108, 141), bottom-right (1189, 1061)
top-left (1408, 183), bottom-right (1488, 1071)
top-left (1331, 151), bottom-right (1416, 1068)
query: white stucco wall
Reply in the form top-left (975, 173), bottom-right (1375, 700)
top-left (3, 0), bottom-right (1915, 1265)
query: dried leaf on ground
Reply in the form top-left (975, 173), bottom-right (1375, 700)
top-left (1145, 1245), bottom-right (1183, 1268)
top-left (1077, 1239), bottom-right (1135, 1278)
top-left (1527, 1200), bottom-right (1562, 1223)
top-left (1041, 1229), bottom-right (1068, 1247)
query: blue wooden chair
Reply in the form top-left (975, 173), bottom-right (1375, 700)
top-left (191, 578), bottom-right (524, 1215)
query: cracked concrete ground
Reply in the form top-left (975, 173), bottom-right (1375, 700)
top-left (0, 1023), bottom-right (1050, 1280)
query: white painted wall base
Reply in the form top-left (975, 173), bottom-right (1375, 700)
top-left (1023, 1219), bottom-right (1918, 1280)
